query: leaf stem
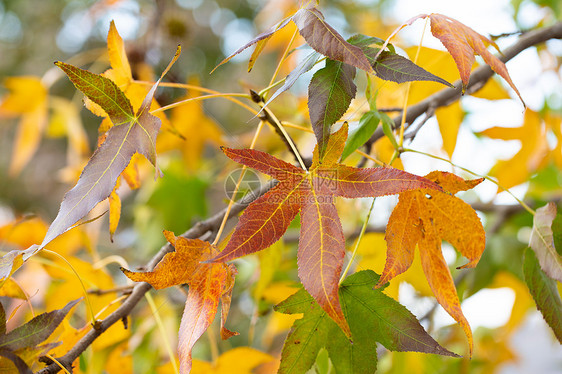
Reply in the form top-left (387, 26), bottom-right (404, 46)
top-left (263, 106), bottom-right (308, 170)
top-left (258, 78), bottom-right (286, 98)
top-left (150, 93), bottom-right (254, 115)
top-left (145, 292), bottom-right (179, 374)
top-left (399, 17), bottom-right (429, 147)
top-left (267, 27), bottom-right (299, 91)
top-left (43, 354), bottom-right (71, 374)
top-left (134, 79), bottom-right (257, 115)
top-left (212, 120), bottom-right (266, 246)
top-left (339, 198), bottom-right (376, 284)
top-left (42, 250), bottom-right (97, 326)
top-left (403, 148), bottom-right (536, 215)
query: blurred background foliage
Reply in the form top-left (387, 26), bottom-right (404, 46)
top-left (0, 0), bottom-right (561, 373)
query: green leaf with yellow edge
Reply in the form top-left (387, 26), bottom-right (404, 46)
top-left (524, 248), bottom-right (562, 343)
top-left (361, 47), bottom-right (452, 87)
top-left (293, 6), bottom-right (373, 73)
top-left (275, 270), bottom-right (458, 374)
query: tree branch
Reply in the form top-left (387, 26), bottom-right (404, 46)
top-left (37, 183), bottom-right (274, 374)
top-left (368, 21), bottom-right (562, 145)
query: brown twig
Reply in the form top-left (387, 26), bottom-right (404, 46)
top-left (87, 285), bottom-right (134, 296)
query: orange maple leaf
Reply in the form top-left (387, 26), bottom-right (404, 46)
top-left (122, 231), bottom-right (237, 374)
top-left (376, 171), bottom-right (486, 356)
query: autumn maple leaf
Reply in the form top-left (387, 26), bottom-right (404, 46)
top-left (122, 231), bottom-right (237, 374)
top-left (210, 123), bottom-right (442, 337)
top-left (376, 171), bottom-right (486, 355)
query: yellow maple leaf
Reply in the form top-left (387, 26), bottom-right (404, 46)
top-left (0, 76), bottom-right (48, 175)
top-left (191, 347), bottom-right (275, 374)
top-left (157, 83), bottom-right (223, 170)
top-left (478, 109), bottom-right (550, 190)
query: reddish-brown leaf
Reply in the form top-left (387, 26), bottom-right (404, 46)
top-left (298, 189), bottom-right (348, 336)
top-left (212, 123), bottom-right (441, 337)
top-left (122, 231), bottom-right (237, 374)
top-left (427, 13), bottom-right (524, 104)
top-left (293, 6), bottom-right (373, 73)
top-left (377, 171), bottom-right (485, 355)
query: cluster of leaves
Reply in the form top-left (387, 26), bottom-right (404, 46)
top-left (0, 1), bottom-right (561, 373)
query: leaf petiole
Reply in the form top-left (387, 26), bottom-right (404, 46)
top-left (146, 292), bottom-right (179, 374)
top-left (42, 250), bottom-right (96, 326)
top-left (398, 17), bottom-right (429, 147)
top-left (339, 198), bottom-right (376, 284)
top-left (212, 120), bottom-right (266, 246)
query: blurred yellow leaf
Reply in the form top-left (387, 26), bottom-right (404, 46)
top-left (436, 101), bottom-right (464, 158)
top-left (471, 76), bottom-right (511, 100)
top-left (0, 76), bottom-right (48, 175)
top-left (47, 97), bottom-right (90, 165)
top-left (0, 278), bottom-right (26, 299)
top-left (105, 342), bottom-right (133, 374)
top-left (0, 217), bottom-right (87, 257)
top-left (109, 177), bottom-right (122, 242)
top-left (253, 241), bottom-right (283, 303)
top-left (356, 233), bottom-right (432, 300)
top-left (373, 135), bottom-right (404, 169)
top-left (157, 82), bottom-right (223, 170)
top-left (479, 109), bottom-right (550, 190)
top-left (191, 347), bottom-right (275, 374)
top-left (488, 271), bottom-right (534, 334)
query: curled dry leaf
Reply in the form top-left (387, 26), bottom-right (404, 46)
top-left (529, 203), bottom-right (562, 283)
top-left (122, 231), bottom-right (237, 374)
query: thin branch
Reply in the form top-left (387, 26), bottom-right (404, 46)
top-left (37, 183), bottom-right (274, 374)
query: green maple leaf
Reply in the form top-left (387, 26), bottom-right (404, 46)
top-left (275, 270), bottom-right (458, 374)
